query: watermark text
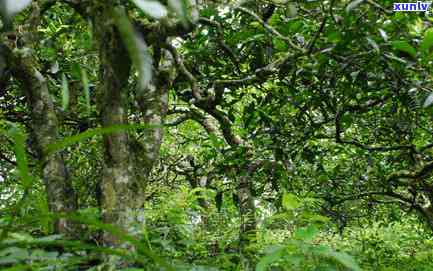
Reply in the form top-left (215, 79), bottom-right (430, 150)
top-left (394, 1), bottom-right (432, 11)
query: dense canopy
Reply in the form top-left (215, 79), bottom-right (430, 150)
top-left (1, 0), bottom-right (433, 270)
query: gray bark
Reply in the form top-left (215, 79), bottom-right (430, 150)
top-left (8, 50), bottom-right (77, 236)
top-left (92, 5), bottom-right (142, 247)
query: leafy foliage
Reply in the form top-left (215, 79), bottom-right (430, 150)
top-left (1, 0), bottom-right (433, 270)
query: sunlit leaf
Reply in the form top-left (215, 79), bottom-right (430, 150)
top-left (366, 37), bottom-right (379, 52)
top-left (36, 234), bottom-right (63, 242)
top-left (9, 232), bottom-right (33, 241)
top-left (132, 0), bottom-right (168, 19)
top-left (8, 127), bottom-right (32, 188)
top-left (378, 28), bottom-right (388, 42)
top-left (80, 68), bottom-right (91, 113)
top-left (50, 61), bottom-right (59, 74)
top-left (112, 7), bottom-right (153, 92)
top-left (256, 245), bottom-right (285, 271)
top-left (420, 28), bottom-right (433, 54)
top-left (0, 247), bottom-right (29, 265)
top-left (209, 133), bottom-right (224, 148)
top-left (392, 40), bottom-right (417, 58)
top-left (61, 73), bottom-right (69, 111)
top-left (326, 251), bottom-right (362, 271)
top-left (293, 225), bottom-right (318, 241)
top-left (424, 93), bottom-right (433, 108)
top-left (346, 0), bottom-right (365, 12)
top-left (282, 193), bottom-right (300, 210)
top-left (30, 249), bottom-right (59, 260)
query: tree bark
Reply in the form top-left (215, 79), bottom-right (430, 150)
top-left (92, 5), bottom-right (143, 247)
top-left (3, 1), bottom-right (77, 236)
top-left (8, 50), bottom-right (77, 236)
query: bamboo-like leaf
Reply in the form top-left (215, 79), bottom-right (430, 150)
top-left (421, 28), bottom-right (433, 54)
top-left (61, 73), bottom-right (69, 111)
top-left (131, 0), bottom-right (168, 19)
top-left (424, 93), bottom-right (433, 108)
top-left (9, 127), bottom-right (32, 189)
top-left (112, 7), bottom-right (153, 92)
top-left (346, 0), bottom-right (365, 12)
top-left (378, 28), bottom-right (388, 42)
top-left (392, 40), bottom-right (417, 58)
top-left (80, 68), bottom-right (91, 113)
top-left (366, 37), bottom-right (380, 52)
top-left (46, 124), bottom-right (160, 154)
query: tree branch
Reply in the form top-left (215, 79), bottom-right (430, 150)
top-left (235, 6), bottom-right (304, 52)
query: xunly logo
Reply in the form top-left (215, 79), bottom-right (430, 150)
top-left (394, 2), bottom-right (432, 11)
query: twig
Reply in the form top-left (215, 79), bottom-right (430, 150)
top-left (235, 6), bottom-right (305, 52)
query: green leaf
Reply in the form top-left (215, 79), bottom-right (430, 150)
top-left (61, 73), bottom-right (69, 111)
top-left (30, 249), bottom-right (59, 261)
top-left (0, 247), bottom-right (29, 265)
top-left (327, 31), bottom-right (341, 43)
top-left (392, 40), bottom-right (417, 58)
top-left (256, 245), bottom-right (285, 271)
top-left (46, 124), bottom-right (159, 154)
top-left (346, 0), bottom-right (365, 12)
top-left (282, 193), bottom-right (300, 210)
top-left (307, 214), bottom-right (330, 223)
top-left (378, 28), bottom-right (388, 42)
top-left (209, 133), bottom-right (224, 148)
top-left (132, 0), bottom-right (168, 19)
top-left (366, 37), bottom-right (379, 52)
top-left (112, 7), bottom-right (153, 92)
top-left (1, 264), bottom-right (33, 271)
top-left (424, 93), bottom-right (433, 108)
top-left (9, 232), bottom-right (33, 241)
top-left (9, 127), bottom-right (32, 188)
top-left (326, 251), bottom-right (362, 271)
top-left (420, 28), bottom-right (433, 54)
top-left (293, 225), bottom-right (318, 241)
top-left (37, 234), bottom-right (63, 242)
top-left (80, 68), bottom-right (91, 113)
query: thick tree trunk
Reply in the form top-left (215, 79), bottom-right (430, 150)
top-left (92, 6), bottom-right (144, 247)
top-left (4, 1), bottom-right (77, 235)
top-left (9, 52), bottom-right (77, 236)
top-left (134, 63), bottom-right (170, 174)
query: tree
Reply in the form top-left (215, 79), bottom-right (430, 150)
top-left (2, 1), bottom-right (433, 270)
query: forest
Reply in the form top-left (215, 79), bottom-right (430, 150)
top-left (1, 0), bottom-right (433, 270)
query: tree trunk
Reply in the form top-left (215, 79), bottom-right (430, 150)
top-left (10, 53), bottom-right (77, 236)
top-left (4, 4), bottom-right (77, 235)
top-left (92, 5), bottom-right (143, 247)
top-left (238, 172), bottom-right (257, 248)
top-left (134, 52), bottom-right (171, 174)
top-left (237, 161), bottom-right (258, 271)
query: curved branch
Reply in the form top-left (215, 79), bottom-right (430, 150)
top-left (164, 43), bottom-right (203, 101)
top-left (235, 7), bottom-right (304, 52)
